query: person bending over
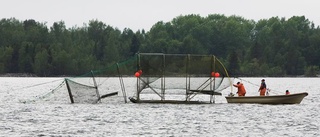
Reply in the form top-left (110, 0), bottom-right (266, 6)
top-left (233, 82), bottom-right (246, 96)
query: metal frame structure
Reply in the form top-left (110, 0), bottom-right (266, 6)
top-left (129, 53), bottom-right (230, 104)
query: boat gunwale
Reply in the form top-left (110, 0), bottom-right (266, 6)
top-left (225, 92), bottom-right (308, 99)
top-left (225, 92), bottom-right (308, 104)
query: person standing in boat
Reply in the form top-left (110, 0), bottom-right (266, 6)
top-left (233, 82), bottom-right (246, 96)
top-left (259, 79), bottom-right (267, 96)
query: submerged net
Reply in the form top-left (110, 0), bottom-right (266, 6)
top-left (65, 77), bottom-right (100, 103)
top-left (62, 56), bottom-right (137, 104)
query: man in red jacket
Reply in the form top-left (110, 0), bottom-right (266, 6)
top-left (259, 79), bottom-right (267, 96)
top-left (233, 82), bottom-right (246, 96)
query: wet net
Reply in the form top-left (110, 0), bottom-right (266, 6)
top-left (133, 53), bottom-right (233, 102)
top-left (62, 56), bottom-right (137, 104)
top-left (34, 53), bottom-right (232, 104)
top-left (65, 77), bottom-right (100, 103)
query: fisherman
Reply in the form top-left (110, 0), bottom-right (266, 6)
top-left (233, 82), bottom-right (246, 96)
top-left (258, 79), bottom-right (267, 96)
top-left (286, 90), bottom-right (290, 95)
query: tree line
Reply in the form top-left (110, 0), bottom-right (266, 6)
top-left (0, 14), bottom-right (319, 77)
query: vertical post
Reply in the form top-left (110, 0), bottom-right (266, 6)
top-left (91, 70), bottom-right (101, 103)
top-left (161, 54), bottom-right (165, 100)
top-left (117, 63), bottom-right (127, 103)
top-left (186, 54), bottom-right (190, 101)
top-left (137, 53), bottom-right (140, 102)
top-left (209, 55), bottom-right (213, 103)
top-left (65, 78), bottom-right (74, 103)
top-left (211, 55), bottom-right (217, 103)
top-left (137, 77), bottom-right (140, 102)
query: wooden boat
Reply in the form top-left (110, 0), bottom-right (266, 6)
top-left (225, 92), bottom-right (308, 104)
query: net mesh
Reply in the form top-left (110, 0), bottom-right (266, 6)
top-left (62, 56), bottom-right (137, 103)
top-left (27, 53), bottom-right (232, 104)
top-left (65, 78), bottom-right (100, 104)
top-left (134, 53), bottom-right (233, 102)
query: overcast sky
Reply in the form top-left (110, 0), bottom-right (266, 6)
top-left (1, 0), bottom-right (319, 31)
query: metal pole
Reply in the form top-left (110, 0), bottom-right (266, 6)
top-left (186, 54), bottom-right (190, 101)
top-left (137, 53), bottom-right (140, 101)
top-left (65, 78), bottom-right (74, 103)
top-left (212, 56), bottom-right (216, 103)
top-left (117, 63), bottom-right (127, 103)
top-left (162, 54), bottom-right (165, 100)
top-left (91, 70), bottom-right (101, 103)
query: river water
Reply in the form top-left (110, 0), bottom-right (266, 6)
top-left (0, 77), bottom-right (319, 136)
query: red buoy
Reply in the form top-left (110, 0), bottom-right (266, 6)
top-left (135, 72), bottom-right (140, 77)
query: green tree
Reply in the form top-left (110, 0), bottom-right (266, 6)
top-left (304, 66), bottom-right (319, 77)
top-left (0, 47), bottom-right (14, 73)
top-left (51, 50), bottom-right (72, 75)
top-left (88, 20), bottom-right (107, 61)
top-left (18, 42), bottom-right (35, 73)
top-left (130, 34), bottom-right (140, 56)
top-left (227, 51), bottom-right (240, 76)
top-left (34, 49), bottom-right (49, 76)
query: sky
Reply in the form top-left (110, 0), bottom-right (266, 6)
top-left (1, 0), bottom-right (320, 31)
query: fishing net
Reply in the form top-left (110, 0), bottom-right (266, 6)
top-left (30, 53), bottom-right (232, 104)
top-left (134, 53), bottom-right (233, 102)
top-left (62, 56), bottom-right (137, 103)
top-left (65, 77), bottom-right (100, 103)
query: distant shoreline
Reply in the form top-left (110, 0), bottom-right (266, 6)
top-left (0, 73), bottom-right (317, 78)
top-left (0, 73), bottom-right (38, 77)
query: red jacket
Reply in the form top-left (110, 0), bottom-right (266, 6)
top-left (233, 83), bottom-right (246, 95)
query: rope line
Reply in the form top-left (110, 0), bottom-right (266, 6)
top-left (236, 77), bottom-right (283, 95)
top-left (20, 80), bottom-right (66, 103)
top-left (10, 78), bottom-right (64, 93)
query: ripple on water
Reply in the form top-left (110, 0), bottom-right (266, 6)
top-left (0, 77), bottom-right (319, 136)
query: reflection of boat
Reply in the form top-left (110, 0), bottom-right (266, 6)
top-left (225, 92), bottom-right (308, 104)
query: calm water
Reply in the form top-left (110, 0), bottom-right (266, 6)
top-left (0, 77), bottom-right (319, 137)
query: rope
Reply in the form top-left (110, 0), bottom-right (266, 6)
top-left (237, 77), bottom-right (260, 87)
top-left (236, 77), bottom-right (283, 95)
top-left (19, 80), bottom-right (66, 103)
top-left (10, 78), bottom-right (64, 93)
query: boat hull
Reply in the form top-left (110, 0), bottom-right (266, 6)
top-left (225, 92), bottom-right (308, 104)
